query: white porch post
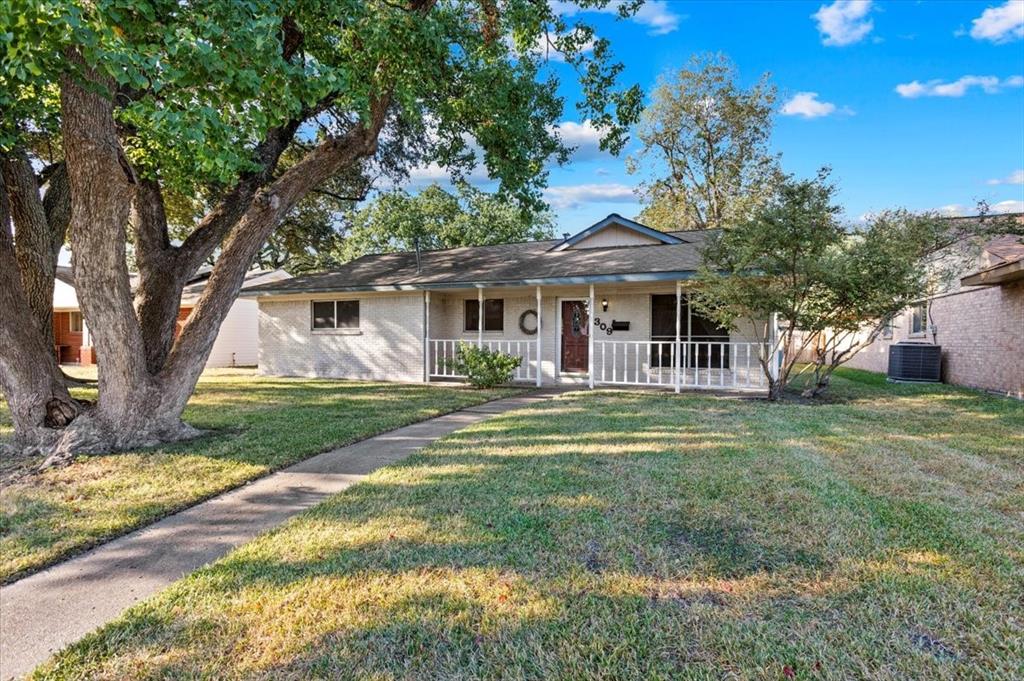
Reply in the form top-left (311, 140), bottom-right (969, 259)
top-left (423, 290), bottom-right (430, 383)
top-left (588, 284), bottom-right (595, 389)
top-left (675, 281), bottom-right (681, 393)
top-left (769, 311), bottom-right (780, 380)
top-left (535, 285), bottom-right (543, 387)
top-left (477, 287), bottom-right (484, 348)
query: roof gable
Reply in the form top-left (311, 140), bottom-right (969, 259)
top-left (549, 214), bottom-right (683, 251)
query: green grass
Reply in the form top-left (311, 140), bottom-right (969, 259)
top-left (0, 369), bottom-right (520, 583)
top-left (26, 369), bottom-right (1024, 679)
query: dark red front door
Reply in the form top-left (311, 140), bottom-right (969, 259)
top-left (561, 300), bottom-right (589, 372)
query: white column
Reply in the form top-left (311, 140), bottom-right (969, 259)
top-left (588, 284), bottom-right (595, 389)
top-left (423, 290), bottom-right (430, 383)
top-left (675, 281), bottom-right (681, 393)
top-left (535, 285), bottom-right (543, 387)
top-left (477, 287), bottom-right (484, 348)
top-left (769, 311), bottom-right (780, 380)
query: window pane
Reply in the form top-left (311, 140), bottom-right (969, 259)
top-left (69, 312), bottom-right (83, 333)
top-left (484, 299), bottom-right (504, 331)
top-left (464, 300), bottom-right (479, 331)
top-left (337, 300), bottom-right (360, 328)
top-left (312, 301), bottom-right (335, 329)
top-left (911, 304), bottom-right (926, 334)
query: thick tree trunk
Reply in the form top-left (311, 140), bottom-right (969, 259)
top-left (2, 152), bottom-right (60, 349)
top-left (40, 55), bottom-right (196, 466)
top-left (0, 177), bottom-right (78, 453)
top-left (131, 180), bottom-right (191, 373)
top-left (31, 48), bottom-right (388, 465)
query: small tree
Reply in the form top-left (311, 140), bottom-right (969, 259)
top-left (692, 171), bottom-right (1021, 399)
top-left (690, 170), bottom-right (842, 399)
top-left (628, 53), bottom-right (781, 231)
top-left (800, 209), bottom-right (1021, 396)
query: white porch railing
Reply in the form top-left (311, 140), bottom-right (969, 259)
top-left (427, 338), bottom-right (768, 391)
top-left (594, 340), bottom-right (767, 391)
top-left (428, 339), bottom-right (538, 382)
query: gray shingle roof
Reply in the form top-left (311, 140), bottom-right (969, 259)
top-left (245, 229), bottom-right (718, 295)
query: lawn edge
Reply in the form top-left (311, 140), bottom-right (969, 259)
top-left (1, 386), bottom-right (532, 586)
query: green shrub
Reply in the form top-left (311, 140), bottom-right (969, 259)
top-left (446, 342), bottom-right (522, 389)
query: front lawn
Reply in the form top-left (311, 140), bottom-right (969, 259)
top-left (33, 369), bottom-right (1024, 679)
top-left (0, 369), bottom-right (519, 583)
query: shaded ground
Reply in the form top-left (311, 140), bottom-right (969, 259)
top-left (0, 368), bottom-right (519, 583)
top-left (29, 369), bottom-right (1024, 679)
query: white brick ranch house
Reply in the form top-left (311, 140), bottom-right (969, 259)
top-left (244, 214), bottom-right (782, 391)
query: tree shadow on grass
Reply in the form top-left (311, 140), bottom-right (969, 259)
top-left (32, 389), bottom-right (1015, 679)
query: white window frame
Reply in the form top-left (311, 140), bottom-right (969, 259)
top-left (69, 311), bottom-right (83, 333)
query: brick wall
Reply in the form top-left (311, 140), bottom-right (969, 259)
top-left (258, 287), bottom-right (770, 385)
top-left (258, 293), bottom-right (425, 382)
top-left (52, 311), bottom-right (83, 363)
top-left (846, 281), bottom-right (1024, 398)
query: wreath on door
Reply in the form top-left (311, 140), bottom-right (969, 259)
top-left (518, 309), bottom-right (538, 335)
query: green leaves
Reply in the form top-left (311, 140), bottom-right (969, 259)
top-left (4, 0), bottom-right (639, 241)
top-left (629, 53), bottom-right (780, 231)
top-left (340, 181), bottom-right (555, 262)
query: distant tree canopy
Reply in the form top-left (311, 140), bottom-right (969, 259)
top-left (629, 53), bottom-right (781, 231)
top-left (339, 182), bottom-right (555, 261)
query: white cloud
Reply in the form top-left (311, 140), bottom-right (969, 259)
top-left (812, 0), bottom-right (874, 46)
top-left (969, 0), bottom-right (1024, 43)
top-left (550, 1), bottom-right (684, 36)
top-left (550, 119), bottom-right (608, 161)
top-left (991, 199), bottom-right (1024, 213)
top-left (631, 1), bottom-right (684, 35)
top-left (543, 183), bottom-right (637, 209)
top-left (937, 204), bottom-right (967, 217)
top-left (780, 92), bottom-right (841, 118)
top-left (895, 74), bottom-right (1023, 97)
top-left (987, 169), bottom-right (1024, 185)
top-left (936, 200), bottom-right (1023, 216)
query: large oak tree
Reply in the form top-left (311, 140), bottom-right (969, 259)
top-left (0, 0), bottom-right (641, 464)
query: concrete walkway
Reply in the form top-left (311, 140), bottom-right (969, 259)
top-left (0, 392), bottom-right (553, 680)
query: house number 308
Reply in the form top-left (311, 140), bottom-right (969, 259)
top-left (592, 317), bottom-right (614, 335)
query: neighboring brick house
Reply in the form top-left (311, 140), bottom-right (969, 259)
top-left (244, 214), bottom-right (778, 392)
top-left (845, 228), bottom-right (1024, 398)
top-left (51, 266), bottom-right (290, 368)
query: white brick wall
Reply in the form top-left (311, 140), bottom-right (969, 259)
top-left (258, 287), bottom-right (770, 385)
top-left (258, 293), bottom-right (425, 382)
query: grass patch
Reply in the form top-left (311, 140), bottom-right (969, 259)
top-left (0, 368), bottom-right (520, 583)
top-left (27, 370), bottom-right (1024, 678)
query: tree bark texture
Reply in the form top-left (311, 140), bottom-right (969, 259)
top-left (1, 152), bottom-right (64, 349)
top-left (0, 176), bottom-right (78, 449)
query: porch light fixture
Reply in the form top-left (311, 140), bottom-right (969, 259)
top-left (601, 297), bottom-right (608, 312)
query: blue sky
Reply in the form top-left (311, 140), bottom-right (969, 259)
top-left (452, 0), bottom-right (1024, 232)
